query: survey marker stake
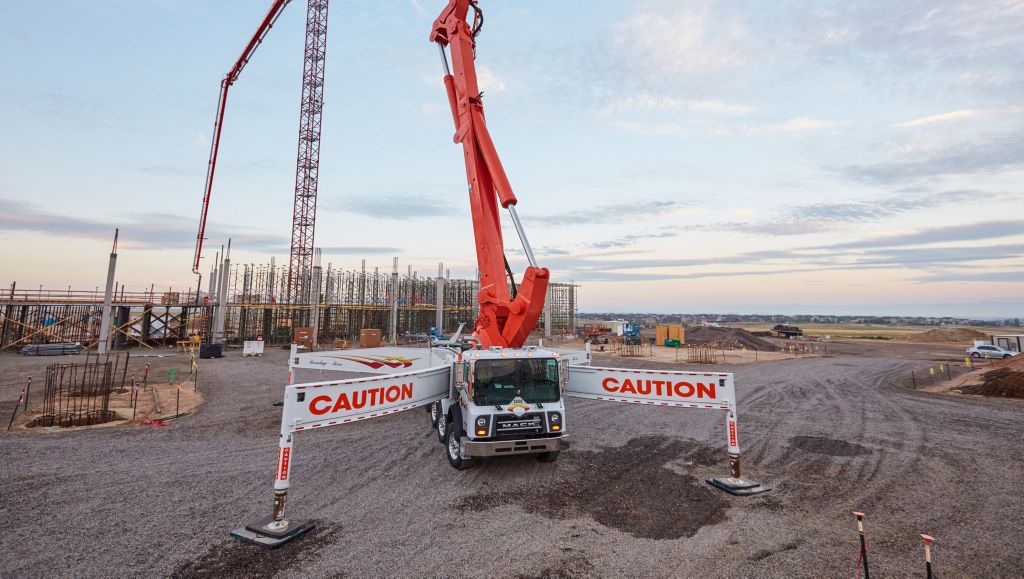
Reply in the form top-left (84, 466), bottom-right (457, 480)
top-left (854, 511), bottom-right (870, 579)
top-left (921, 534), bottom-right (935, 579)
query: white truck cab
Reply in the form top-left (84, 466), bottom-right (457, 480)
top-left (431, 346), bottom-right (570, 469)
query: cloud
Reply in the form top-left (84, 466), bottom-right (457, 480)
top-left (896, 110), bottom-right (977, 127)
top-left (715, 190), bottom-right (979, 235)
top-left (599, 95), bottom-right (753, 115)
top-left (616, 0), bottom-right (750, 76)
top-left (587, 232), bottom-right (676, 250)
top-left (840, 133), bottom-right (1024, 184)
top-left (915, 270), bottom-right (1024, 283)
top-left (476, 65), bottom-right (506, 93)
top-left (611, 117), bottom-right (841, 137)
top-left (829, 220), bottom-right (1024, 250)
top-left (319, 246), bottom-right (400, 255)
top-left (409, 0), bottom-right (424, 14)
top-left (329, 194), bottom-right (454, 219)
top-left (531, 200), bottom-right (690, 226)
top-left (0, 198), bottom-right (284, 252)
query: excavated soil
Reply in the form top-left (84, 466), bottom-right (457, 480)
top-left (960, 368), bottom-right (1024, 398)
top-left (458, 436), bottom-right (728, 540)
top-left (685, 326), bottom-right (777, 351)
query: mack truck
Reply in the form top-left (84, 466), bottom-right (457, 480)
top-left (428, 346), bottom-right (571, 469)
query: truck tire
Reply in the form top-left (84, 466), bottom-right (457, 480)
top-left (535, 451), bottom-right (560, 463)
top-left (436, 407), bottom-right (450, 444)
top-left (446, 420), bottom-right (472, 470)
top-left (429, 400), bottom-right (440, 428)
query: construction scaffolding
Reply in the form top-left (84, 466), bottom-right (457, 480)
top-left (0, 261), bottom-right (578, 350)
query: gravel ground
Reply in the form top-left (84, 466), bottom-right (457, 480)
top-left (2, 345), bottom-right (1023, 577)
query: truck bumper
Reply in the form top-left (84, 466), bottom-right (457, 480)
top-left (462, 435), bottom-right (569, 458)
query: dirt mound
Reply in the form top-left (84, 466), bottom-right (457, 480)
top-left (960, 368), bottom-right (1024, 398)
top-left (458, 436), bottom-right (728, 540)
top-left (903, 328), bottom-right (988, 343)
top-left (993, 355), bottom-right (1024, 370)
top-left (686, 326), bottom-right (777, 351)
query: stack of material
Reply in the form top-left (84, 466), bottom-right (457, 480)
top-left (902, 328), bottom-right (988, 343)
top-left (19, 343), bottom-right (82, 356)
top-left (360, 328), bottom-right (382, 348)
top-left (656, 325), bottom-right (685, 345)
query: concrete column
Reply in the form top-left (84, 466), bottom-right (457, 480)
top-left (544, 283), bottom-right (552, 338)
top-left (97, 230), bottom-right (118, 354)
top-left (311, 249), bottom-right (322, 348)
top-left (215, 241), bottom-right (230, 343)
top-left (390, 257), bottom-right (399, 345)
top-left (435, 262), bottom-right (444, 333)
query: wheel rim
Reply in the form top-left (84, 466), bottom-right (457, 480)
top-left (431, 402), bottom-right (439, 423)
top-left (448, 433), bottom-right (459, 460)
top-left (438, 416), bottom-right (446, 438)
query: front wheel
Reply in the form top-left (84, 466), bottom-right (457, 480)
top-left (446, 422), bottom-right (472, 470)
top-left (971, 352), bottom-right (981, 359)
top-left (535, 451), bottom-right (560, 463)
top-left (1004, 354), bottom-right (1012, 359)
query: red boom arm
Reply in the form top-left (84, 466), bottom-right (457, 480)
top-left (431, 0), bottom-right (550, 348)
top-left (193, 0), bottom-right (293, 273)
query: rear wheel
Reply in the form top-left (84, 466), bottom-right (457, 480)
top-left (1004, 354), bottom-right (1012, 359)
top-left (436, 408), bottom-right (449, 444)
top-left (535, 451), bottom-right (560, 463)
top-left (446, 421), bottom-right (472, 470)
top-left (971, 352), bottom-right (981, 358)
top-left (429, 401), bottom-right (440, 428)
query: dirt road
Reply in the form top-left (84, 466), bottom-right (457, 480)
top-left (1, 347), bottom-right (1022, 576)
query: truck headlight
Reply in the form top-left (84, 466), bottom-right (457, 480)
top-left (476, 417), bottom-right (487, 427)
top-left (549, 412), bottom-right (561, 431)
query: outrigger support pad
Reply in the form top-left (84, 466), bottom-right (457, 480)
top-left (230, 516), bottom-right (314, 548)
top-left (707, 453), bottom-right (771, 496)
top-left (231, 490), bottom-right (314, 548)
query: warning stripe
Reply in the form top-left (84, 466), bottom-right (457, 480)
top-left (292, 403), bottom-right (421, 431)
top-left (586, 368), bottom-right (729, 378)
top-left (595, 396), bottom-right (727, 410)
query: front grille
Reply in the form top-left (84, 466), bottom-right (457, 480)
top-left (494, 412), bottom-right (544, 435)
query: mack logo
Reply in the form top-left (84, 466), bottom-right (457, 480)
top-left (328, 355), bottom-right (420, 369)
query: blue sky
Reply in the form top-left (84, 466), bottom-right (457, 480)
top-left (1, 0), bottom-right (1022, 317)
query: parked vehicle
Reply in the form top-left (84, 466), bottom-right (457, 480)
top-left (967, 344), bottom-right (1019, 359)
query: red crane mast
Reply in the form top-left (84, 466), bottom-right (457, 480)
top-left (193, 0), bottom-right (329, 314)
top-left (431, 0), bottom-right (550, 348)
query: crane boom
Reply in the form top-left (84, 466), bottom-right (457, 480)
top-left (431, 0), bottom-right (550, 349)
top-left (193, 0), bottom-right (293, 274)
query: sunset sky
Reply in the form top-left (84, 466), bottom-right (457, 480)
top-left (1, 0), bottom-right (1022, 317)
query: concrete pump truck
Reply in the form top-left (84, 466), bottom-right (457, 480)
top-left (426, 0), bottom-right (571, 469)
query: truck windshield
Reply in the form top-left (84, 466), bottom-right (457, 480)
top-left (473, 358), bottom-right (560, 406)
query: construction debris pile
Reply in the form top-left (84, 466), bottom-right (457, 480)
top-left (960, 356), bottom-right (1024, 398)
top-left (685, 326), bottom-right (777, 351)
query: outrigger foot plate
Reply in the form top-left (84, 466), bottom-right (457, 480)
top-left (707, 476), bottom-right (771, 496)
top-left (230, 515), bottom-right (315, 548)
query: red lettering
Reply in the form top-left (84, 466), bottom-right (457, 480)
top-left (351, 390), bottom-right (367, 409)
top-left (385, 386), bottom-right (400, 402)
top-left (278, 447), bottom-right (291, 480)
top-left (401, 383), bottom-right (413, 399)
top-left (309, 395), bottom-right (332, 415)
top-left (620, 379), bottom-right (638, 394)
top-left (696, 382), bottom-right (716, 399)
top-left (729, 420), bottom-right (738, 447)
top-left (674, 382), bottom-right (696, 397)
top-left (652, 380), bottom-right (665, 396)
top-left (331, 393), bottom-right (352, 413)
top-left (637, 380), bottom-right (651, 395)
top-left (602, 377), bottom-right (620, 392)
